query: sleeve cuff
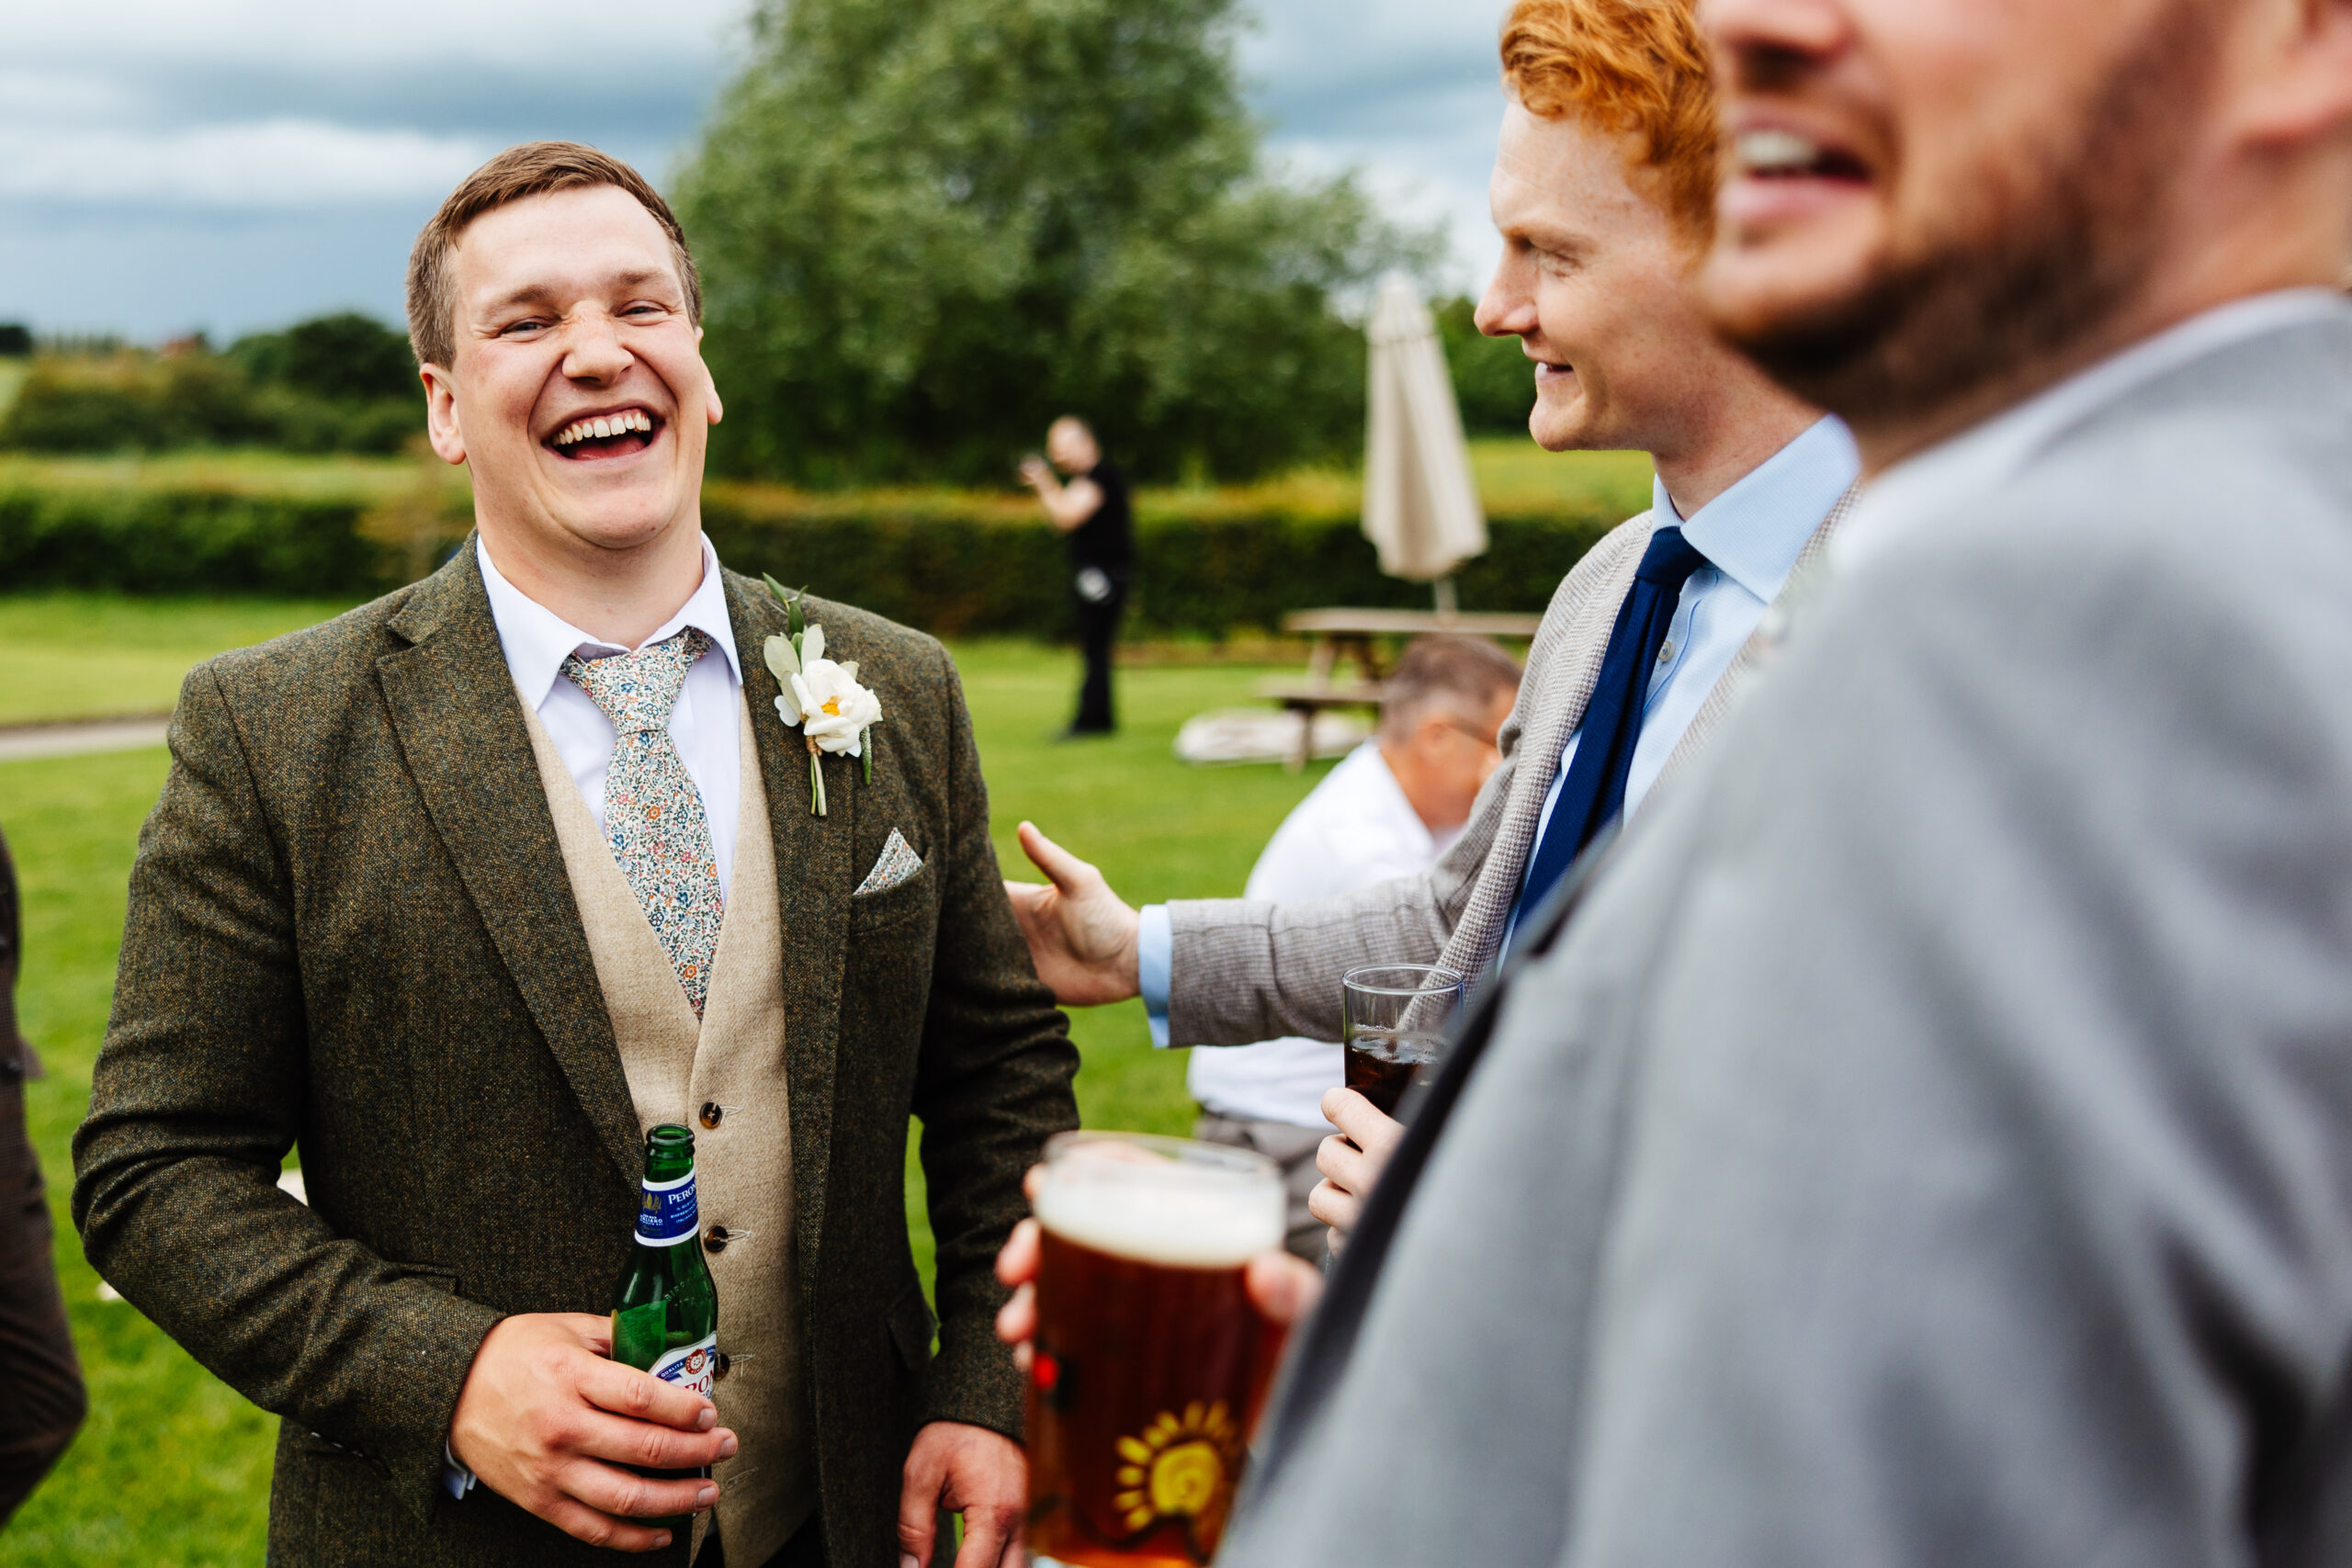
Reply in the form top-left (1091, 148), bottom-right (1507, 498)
top-left (1138, 904), bottom-right (1171, 1048)
top-left (443, 1441), bottom-right (477, 1500)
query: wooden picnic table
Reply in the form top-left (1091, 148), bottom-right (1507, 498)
top-left (1257, 607), bottom-right (1546, 770)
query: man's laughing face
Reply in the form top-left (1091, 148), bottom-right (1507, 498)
top-left (423, 183), bottom-right (721, 558)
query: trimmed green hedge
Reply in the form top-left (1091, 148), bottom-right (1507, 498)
top-left (0, 480), bottom-right (1624, 638)
top-left (0, 486), bottom-right (380, 597)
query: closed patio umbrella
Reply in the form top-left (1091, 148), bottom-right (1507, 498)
top-left (1363, 272), bottom-right (1487, 613)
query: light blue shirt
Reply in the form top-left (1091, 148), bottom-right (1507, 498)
top-left (1139, 416), bottom-right (1859, 1043)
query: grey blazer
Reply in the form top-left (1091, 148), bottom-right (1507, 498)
top-left (1221, 300), bottom-right (2352, 1568)
top-left (1166, 492), bottom-right (1854, 1047)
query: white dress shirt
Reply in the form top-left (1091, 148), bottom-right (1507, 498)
top-left (476, 536), bottom-right (746, 897)
top-left (1184, 743), bottom-right (1462, 1128)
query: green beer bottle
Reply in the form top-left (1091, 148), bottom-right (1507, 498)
top-left (611, 1123), bottom-right (721, 1527)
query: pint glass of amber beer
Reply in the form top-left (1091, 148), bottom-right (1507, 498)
top-left (1025, 1132), bottom-right (1288, 1568)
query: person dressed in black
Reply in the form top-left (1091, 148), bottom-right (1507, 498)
top-left (1021, 416), bottom-right (1132, 737)
top-left (0, 825), bottom-right (85, 1524)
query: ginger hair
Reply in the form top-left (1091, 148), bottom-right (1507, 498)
top-left (405, 141), bottom-right (700, 370)
top-left (1499, 0), bottom-right (1721, 239)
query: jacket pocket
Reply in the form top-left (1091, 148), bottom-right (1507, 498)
top-left (851, 856), bottom-right (935, 934)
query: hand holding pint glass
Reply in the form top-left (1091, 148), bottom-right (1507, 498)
top-left (1022, 1133), bottom-right (1289, 1568)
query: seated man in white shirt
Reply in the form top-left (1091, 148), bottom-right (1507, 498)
top-left (1191, 637), bottom-right (1521, 1260)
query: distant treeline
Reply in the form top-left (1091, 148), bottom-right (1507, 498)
top-left (0, 299), bottom-right (1535, 458)
top-left (0, 312), bottom-right (421, 456)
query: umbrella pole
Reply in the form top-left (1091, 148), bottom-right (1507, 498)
top-left (1433, 576), bottom-right (1458, 621)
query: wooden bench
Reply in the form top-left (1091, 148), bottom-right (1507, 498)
top-left (1260, 609), bottom-right (1545, 770)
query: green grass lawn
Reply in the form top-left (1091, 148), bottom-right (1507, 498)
top-left (0, 594), bottom-right (362, 726)
top-left (0, 598), bottom-right (1333, 1562)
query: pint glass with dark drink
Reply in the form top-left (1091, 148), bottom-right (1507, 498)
top-left (1024, 1132), bottom-right (1287, 1568)
top-left (1341, 964), bottom-right (1464, 1116)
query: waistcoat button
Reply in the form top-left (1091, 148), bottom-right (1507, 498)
top-left (700, 1102), bottom-right (723, 1129)
top-left (704, 1225), bottom-right (730, 1254)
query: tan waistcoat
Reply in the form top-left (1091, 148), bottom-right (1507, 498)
top-left (522, 696), bottom-right (815, 1565)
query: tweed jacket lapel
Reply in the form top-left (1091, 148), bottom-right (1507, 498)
top-left (722, 573), bottom-right (853, 1283)
top-left (377, 545), bottom-right (642, 1186)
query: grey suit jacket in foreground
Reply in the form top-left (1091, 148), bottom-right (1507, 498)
top-left (72, 548), bottom-right (1080, 1568)
top-left (1165, 491), bottom-right (1851, 1047)
top-left (1221, 302), bottom-right (2352, 1568)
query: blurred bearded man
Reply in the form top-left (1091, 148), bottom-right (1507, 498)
top-left (1194, 1), bottom-right (2352, 1565)
top-left (74, 142), bottom-right (1078, 1568)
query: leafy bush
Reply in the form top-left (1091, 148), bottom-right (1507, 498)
top-left (674, 0), bottom-right (1439, 488)
top-left (0, 486), bottom-right (379, 595)
top-left (224, 312), bottom-right (419, 404)
top-left (0, 323), bottom-right (30, 358)
top-left (0, 314), bottom-right (420, 457)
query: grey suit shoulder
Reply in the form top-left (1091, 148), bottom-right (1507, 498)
top-left (1221, 306), bottom-right (2352, 1568)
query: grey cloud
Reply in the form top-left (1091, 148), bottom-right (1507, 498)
top-left (0, 0), bottom-right (1507, 335)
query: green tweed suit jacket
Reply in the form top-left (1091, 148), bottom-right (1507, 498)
top-left (72, 545), bottom-right (1080, 1567)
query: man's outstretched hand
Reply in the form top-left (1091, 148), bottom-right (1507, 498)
top-left (448, 1312), bottom-right (736, 1554)
top-left (1002, 822), bottom-right (1144, 1006)
top-left (1307, 1087), bottom-right (1406, 1258)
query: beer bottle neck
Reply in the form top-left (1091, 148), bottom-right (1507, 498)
top-left (637, 1126), bottom-right (700, 1248)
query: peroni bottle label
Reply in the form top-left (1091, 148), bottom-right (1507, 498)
top-left (651, 1333), bottom-right (719, 1399)
top-left (637, 1172), bottom-right (698, 1247)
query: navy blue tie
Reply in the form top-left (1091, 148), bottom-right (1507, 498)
top-left (1510, 525), bottom-right (1710, 936)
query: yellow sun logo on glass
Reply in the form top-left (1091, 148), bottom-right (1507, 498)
top-left (1112, 1401), bottom-right (1238, 1533)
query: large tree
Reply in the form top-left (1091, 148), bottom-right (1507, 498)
top-left (674, 0), bottom-right (1437, 485)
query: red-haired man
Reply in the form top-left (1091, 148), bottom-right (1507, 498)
top-left (1006, 0), bottom-right (1854, 1247)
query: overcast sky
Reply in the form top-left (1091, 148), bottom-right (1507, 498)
top-left (0, 0), bottom-right (1507, 343)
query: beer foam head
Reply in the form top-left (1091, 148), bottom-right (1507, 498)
top-left (1035, 1141), bottom-right (1284, 1269)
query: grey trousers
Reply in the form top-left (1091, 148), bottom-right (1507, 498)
top-left (1194, 1112), bottom-right (1329, 1264)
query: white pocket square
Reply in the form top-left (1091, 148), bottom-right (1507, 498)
top-left (854, 829), bottom-right (924, 897)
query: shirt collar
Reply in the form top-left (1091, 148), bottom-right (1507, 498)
top-left (1839, 288), bottom-right (2352, 571)
top-left (1655, 414), bottom-right (1860, 603)
top-left (476, 534), bottom-right (743, 711)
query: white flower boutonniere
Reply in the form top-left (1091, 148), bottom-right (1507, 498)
top-left (762, 575), bottom-right (883, 817)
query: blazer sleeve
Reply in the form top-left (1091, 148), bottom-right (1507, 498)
top-left (908, 642), bottom-right (1082, 1438)
top-left (1161, 763), bottom-right (1501, 1047)
top-left (72, 664), bottom-right (501, 1519)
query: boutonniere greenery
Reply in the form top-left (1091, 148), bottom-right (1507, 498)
top-left (763, 575), bottom-right (883, 818)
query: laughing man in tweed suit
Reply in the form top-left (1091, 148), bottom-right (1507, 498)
top-left (72, 144), bottom-right (1078, 1568)
top-left (1007, 0), bottom-right (1854, 1243)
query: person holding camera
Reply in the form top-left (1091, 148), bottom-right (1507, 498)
top-left (1020, 417), bottom-right (1133, 738)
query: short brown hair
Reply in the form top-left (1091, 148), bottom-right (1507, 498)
top-left (404, 141), bottom-right (701, 369)
top-left (1499, 0), bottom-right (1720, 239)
top-left (1380, 636), bottom-right (1523, 742)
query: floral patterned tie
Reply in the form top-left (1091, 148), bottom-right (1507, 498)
top-left (561, 627), bottom-right (723, 1017)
